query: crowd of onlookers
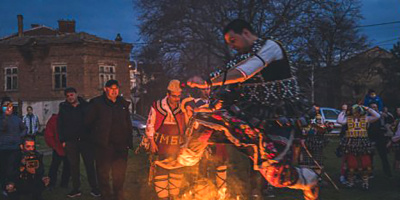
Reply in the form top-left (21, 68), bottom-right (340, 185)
top-left (2, 83), bottom-right (400, 199)
top-left (334, 89), bottom-right (400, 189)
top-left (0, 79), bottom-right (133, 200)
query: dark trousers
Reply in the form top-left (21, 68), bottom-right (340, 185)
top-left (6, 179), bottom-right (45, 200)
top-left (95, 146), bottom-right (128, 200)
top-left (65, 140), bottom-right (98, 191)
top-left (0, 149), bottom-right (19, 185)
top-left (371, 135), bottom-right (392, 177)
top-left (48, 150), bottom-right (70, 187)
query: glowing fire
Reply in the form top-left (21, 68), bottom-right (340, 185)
top-left (178, 178), bottom-right (232, 200)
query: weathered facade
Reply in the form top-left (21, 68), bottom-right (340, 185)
top-left (0, 15), bottom-right (132, 126)
top-left (314, 47), bottom-right (396, 108)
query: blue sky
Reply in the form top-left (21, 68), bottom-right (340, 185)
top-left (0, 0), bottom-right (398, 49)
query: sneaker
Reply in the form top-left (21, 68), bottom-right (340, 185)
top-left (362, 182), bottom-right (369, 191)
top-left (67, 190), bottom-right (82, 198)
top-left (90, 189), bottom-right (101, 197)
top-left (345, 181), bottom-right (354, 188)
top-left (339, 175), bottom-right (347, 185)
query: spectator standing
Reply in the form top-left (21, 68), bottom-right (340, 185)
top-left (363, 89), bottom-right (383, 111)
top-left (85, 80), bottom-right (133, 200)
top-left (58, 87), bottom-right (100, 198)
top-left (44, 113), bottom-right (70, 189)
top-left (0, 97), bottom-right (26, 186)
top-left (368, 103), bottom-right (392, 177)
top-left (381, 107), bottom-right (395, 137)
top-left (22, 106), bottom-right (40, 139)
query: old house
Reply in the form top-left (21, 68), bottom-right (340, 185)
top-left (314, 46), bottom-right (396, 108)
top-left (0, 15), bottom-right (132, 127)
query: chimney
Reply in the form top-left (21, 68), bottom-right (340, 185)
top-left (58, 20), bottom-right (76, 33)
top-left (115, 33), bottom-right (123, 42)
top-left (17, 15), bottom-right (23, 37)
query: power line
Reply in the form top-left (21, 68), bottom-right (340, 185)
top-left (374, 37), bottom-right (400, 45)
top-left (357, 21), bottom-right (400, 28)
top-left (377, 43), bottom-right (397, 47)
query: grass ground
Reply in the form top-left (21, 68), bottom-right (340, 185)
top-left (4, 135), bottom-right (400, 200)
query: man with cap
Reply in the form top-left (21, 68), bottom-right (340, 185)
top-left (58, 87), bottom-right (99, 198)
top-left (85, 80), bottom-right (133, 200)
top-left (145, 79), bottom-right (186, 199)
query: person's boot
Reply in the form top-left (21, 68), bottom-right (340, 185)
top-left (361, 170), bottom-right (370, 191)
top-left (216, 165), bottom-right (228, 200)
top-left (346, 169), bottom-right (355, 188)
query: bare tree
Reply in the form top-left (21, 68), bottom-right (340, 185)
top-left (133, 0), bottom-right (369, 108)
top-left (295, 0), bottom-right (368, 103)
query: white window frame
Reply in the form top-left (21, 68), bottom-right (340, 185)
top-left (52, 65), bottom-right (67, 89)
top-left (4, 67), bottom-right (18, 91)
top-left (99, 65), bottom-right (116, 88)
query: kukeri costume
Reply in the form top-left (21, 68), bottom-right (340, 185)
top-left (337, 105), bottom-right (380, 189)
top-left (146, 95), bottom-right (186, 199)
top-left (300, 114), bottom-right (331, 172)
top-left (157, 38), bottom-right (319, 200)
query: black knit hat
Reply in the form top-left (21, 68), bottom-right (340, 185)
top-left (64, 87), bottom-right (77, 96)
top-left (105, 79), bottom-right (119, 87)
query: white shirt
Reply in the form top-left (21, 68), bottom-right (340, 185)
top-left (236, 40), bottom-right (284, 79)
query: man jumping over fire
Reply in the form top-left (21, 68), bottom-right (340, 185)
top-left (156, 19), bottom-right (319, 200)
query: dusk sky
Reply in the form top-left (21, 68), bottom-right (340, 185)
top-left (0, 0), bottom-right (399, 49)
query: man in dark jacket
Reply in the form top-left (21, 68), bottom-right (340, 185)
top-left (4, 136), bottom-right (49, 200)
top-left (368, 103), bottom-right (392, 177)
top-left (58, 87), bottom-right (99, 198)
top-left (85, 80), bottom-right (133, 200)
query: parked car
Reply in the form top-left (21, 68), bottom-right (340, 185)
top-left (131, 113), bottom-right (147, 136)
top-left (318, 107), bottom-right (342, 134)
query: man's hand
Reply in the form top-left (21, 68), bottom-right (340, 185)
top-left (62, 142), bottom-right (66, 148)
top-left (149, 138), bottom-right (158, 154)
top-left (187, 76), bottom-right (208, 89)
top-left (5, 183), bottom-right (16, 193)
top-left (42, 177), bottom-right (50, 186)
top-left (300, 139), bottom-right (306, 147)
top-left (214, 100), bottom-right (223, 110)
top-left (387, 141), bottom-right (392, 148)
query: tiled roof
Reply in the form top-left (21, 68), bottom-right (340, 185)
top-left (0, 26), bottom-right (130, 46)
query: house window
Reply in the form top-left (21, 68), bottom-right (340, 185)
top-left (53, 65), bottom-right (67, 89)
top-left (99, 66), bottom-right (115, 88)
top-left (4, 67), bottom-right (18, 91)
